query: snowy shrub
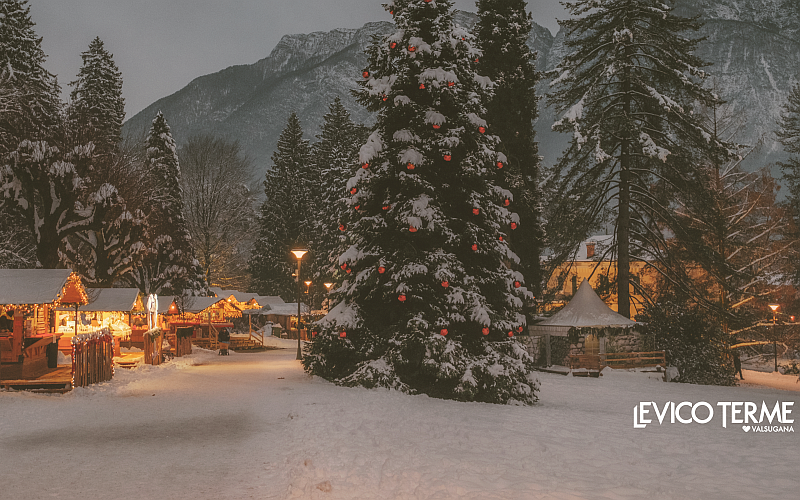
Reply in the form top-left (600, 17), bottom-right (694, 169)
top-left (638, 294), bottom-right (735, 386)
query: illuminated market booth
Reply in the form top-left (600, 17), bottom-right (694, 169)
top-left (55, 287), bottom-right (142, 355)
top-left (0, 269), bottom-right (87, 381)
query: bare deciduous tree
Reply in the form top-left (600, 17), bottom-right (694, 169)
top-left (178, 134), bottom-right (257, 290)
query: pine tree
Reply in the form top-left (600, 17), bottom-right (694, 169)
top-left (125, 112), bottom-right (205, 294)
top-left (547, 0), bottom-right (727, 318)
top-left (475, 0), bottom-right (544, 301)
top-left (303, 0), bottom-right (538, 405)
top-left (311, 97), bottom-right (369, 291)
top-left (778, 83), bottom-right (800, 284)
top-left (60, 36), bottom-right (146, 285)
top-left (0, 0), bottom-right (62, 154)
top-left (249, 112), bottom-right (314, 300)
top-left (67, 37), bottom-right (125, 159)
top-left (0, 0), bottom-right (62, 268)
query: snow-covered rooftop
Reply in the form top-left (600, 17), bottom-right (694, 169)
top-left (532, 279), bottom-right (636, 335)
top-left (56, 288), bottom-right (140, 312)
top-left (0, 269), bottom-right (74, 305)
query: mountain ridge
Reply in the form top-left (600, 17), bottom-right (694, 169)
top-left (123, 4), bottom-right (798, 175)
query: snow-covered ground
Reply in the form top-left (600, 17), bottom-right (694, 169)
top-left (1, 348), bottom-right (797, 500)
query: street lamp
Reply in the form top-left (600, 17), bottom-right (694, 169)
top-left (324, 282), bottom-right (334, 313)
top-left (291, 249), bottom-right (308, 360)
top-left (768, 303), bottom-right (779, 373)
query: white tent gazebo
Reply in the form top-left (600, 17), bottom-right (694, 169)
top-left (531, 279), bottom-right (637, 366)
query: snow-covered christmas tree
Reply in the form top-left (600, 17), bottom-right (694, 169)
top-left (303, 0), bottom-right (538, 405)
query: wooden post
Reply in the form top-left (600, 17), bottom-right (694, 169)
top-left (545, 334), bottom-right (552, 367)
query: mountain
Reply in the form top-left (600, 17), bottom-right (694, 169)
top-left (123, 4), bottom-right (800, 175)
top-left (123, 11), bottom-right (554, 171)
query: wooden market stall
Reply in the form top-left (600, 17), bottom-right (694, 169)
top-left (0, 269), bottom-right (88, 386)
top-left (166, 296), bottom-right (242, 349)
top-left (54, 287), bottom-right (142, 356)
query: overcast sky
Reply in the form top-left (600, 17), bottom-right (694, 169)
top-left (30, 1), bottom-right (567, 119)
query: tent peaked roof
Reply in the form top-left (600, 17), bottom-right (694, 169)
top-left (537, 279), bottom-right (636, 328)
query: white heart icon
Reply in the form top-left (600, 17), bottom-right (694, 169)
top-left (742, 426), bottom-right (751, 432)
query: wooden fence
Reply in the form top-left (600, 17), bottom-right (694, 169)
top-left (143, 327), bottom-right (163, 365)
top-left (175, 328), bottom-right (192, 357)
top-left (71, 329), bottom-right (114, 388)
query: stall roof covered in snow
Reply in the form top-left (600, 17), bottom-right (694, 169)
top-left (0, 269), bottom-right (76, 305)
top-left (56, 288), bottom-right (140, 312)
top-left (257, 302), bottom-right (309, 317)
top-left (208, 287), bottom-right (285, 306)
top-left (531, 280), bottom-right (636, 336)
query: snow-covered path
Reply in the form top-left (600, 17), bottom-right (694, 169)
top-left (1, 348), bottom-right (797, 499)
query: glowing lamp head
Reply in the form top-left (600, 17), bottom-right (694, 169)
top-left (769, 304), bottom-right (780, 312)
top-left (324, 283), bottom-right (334, 290)
top-left (304, 281), bottom-right (312, 287)
top-left (291, 249), bottom-right (309, 260)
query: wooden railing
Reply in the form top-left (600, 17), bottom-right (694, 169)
top-left (71, 329), bottom-right (114, 387)
top-left (601, 351), bottom-right (666, 369)
top-left (143, 327), bottom-right (163, 365)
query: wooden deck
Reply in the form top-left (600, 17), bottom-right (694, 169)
top-left (115, 352), bottom-right (143, 369)
top-left (1, 365), bottom-right (72, 393)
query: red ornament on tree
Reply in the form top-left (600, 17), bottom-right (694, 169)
top-left (441, 281), bottom-right (449, 288)
top-left (409, 226), bottom-right (418, 233)
top-left (482, 327), bottom-right (490, 335)
top-left (339, 224), bottom-right (346, 231)
top-left (510, 222), bottom-right (517, 230)
top-left (346, 268), bottom-right (352, 274)
top-left (471, 243), bottom-right (478, 252)
top-left (340, 263), bottom-right (347, 270)
top-left (517, 326), bottom-right (524, 333)
top-left (425, 0), bottom-right (432, 3)
top-left (496, 161), bottom-right (504, 169)
top-left (503, 199), bottom-right (510, 207)
top-left (498, 235), bottom-right (504, 242)
top-left (408, 45), bottom-right (416, 52)
top-left (362, 162), bottom-right (369, 169)
top-left (339, 331), bottom-right (347, 338)
top-left (472, 208), bottom-right (480, 215)
top-left (354, 205), bottom-right (360, 211)
top-left (419, 83), bottom-right (426, 90)
top-left (362, 71), bottom-right (370, 78)
top-left (398, 294), bottom-right (407, 302)
top-left (478, 126), bottom-right (486, 134)
top-left (447, 81), bottom-right (455, 87)
top-left (350, 187), bottom-right (357, 195)
top-left (407, 162), bottom-right (415, 170)
top-left (514, 281), bottom-right (521, 288)
top-left (432, 124), bottom-right (441, 130)
top-left (378, 266), bottom-right (386, 274)
top-left (440, 328), bottom-right (448, 336)
top-left (382, 205), bottom-right (390, 210)
top-left (389, 42), bottom-right (397, 49)
top-left (443, 154), bottom-right (452, 162)
top-left (508, 331), bottom-right (514, 337)
top-left (474, 58), bottom-right (479, 63)
top-left (382, 95), bottom-right (388, 101)
top-left (312, 331), bottom-right (318, 338)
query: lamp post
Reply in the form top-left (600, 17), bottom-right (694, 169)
top-left (291, 249), bottom-right (308, 360)
top-left (324, 282), bottom-right (333, 313)
top-left (768, 303), bottom-right (779, 373)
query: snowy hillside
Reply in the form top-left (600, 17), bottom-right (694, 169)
top-left (122, 4), bottom-right (799, 173)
